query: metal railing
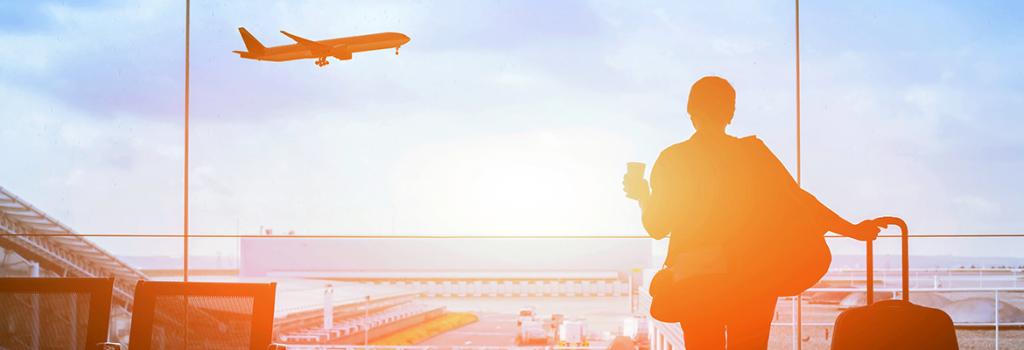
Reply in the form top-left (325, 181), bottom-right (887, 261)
top-left (281, 347), bottom-right (607, 350)
top-left (646, 287), bottom-right (1024, 350)
top-left (4, 229), bottom-right (1022, 349)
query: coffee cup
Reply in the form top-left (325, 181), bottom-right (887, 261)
top-left (626, 162), bottom-right (646, 180)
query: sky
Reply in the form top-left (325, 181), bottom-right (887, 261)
top-left (1, 1), bottom-right (1022, 259)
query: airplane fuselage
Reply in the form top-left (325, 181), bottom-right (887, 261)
top-left (235, 31), bottom-right (410, 63)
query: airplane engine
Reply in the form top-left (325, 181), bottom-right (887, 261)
top-left (332, 49), bottom-right (353, 60)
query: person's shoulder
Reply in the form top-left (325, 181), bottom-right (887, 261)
top-left (737, 135), bottom-right (770, 151)
top-left (656, 139), bottom-right (695, 160)
top-left (737, 134), bottom-right (763, 144)
top-left (735, 135), bottom-right (783, 164)
top-left (662, 139), bottom-right (692, 153)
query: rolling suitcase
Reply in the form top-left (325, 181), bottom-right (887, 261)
top-left (830, 216), bottom-right (958, 350)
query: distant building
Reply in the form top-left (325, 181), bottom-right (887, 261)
top-left (240, 237), bottom-right (652, 297)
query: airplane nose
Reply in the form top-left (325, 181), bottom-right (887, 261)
top-left (399, 33), bottom-right (410, 44)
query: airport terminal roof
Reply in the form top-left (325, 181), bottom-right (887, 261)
top-left (0, 185), bottom-right (148, 306)
top-left (241, 236), bottom-right (652, 277)
top-left (174, 276), bottom-right (419, 317)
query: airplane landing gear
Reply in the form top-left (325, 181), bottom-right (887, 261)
top-left (395, 46), bottom-right (400, 55)
top-left (315, 57), bottom-right (329, 67)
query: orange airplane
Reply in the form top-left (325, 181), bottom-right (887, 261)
top-left (233, 27), bottom-right (410, 67)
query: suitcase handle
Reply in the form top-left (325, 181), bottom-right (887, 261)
top-left (865, 216), bottom-right (908, 304)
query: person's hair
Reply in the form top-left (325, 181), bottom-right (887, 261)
top-left (687, 76), bottom-right (736, 128)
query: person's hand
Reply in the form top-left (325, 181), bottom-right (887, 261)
top-left (622, 174), bottom-right (650, 202)
top-left (847, 220), bottom-right (881, 241)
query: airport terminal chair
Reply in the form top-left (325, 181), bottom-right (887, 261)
top-left (128, 280), bottom-right (277, 350)
top-left (0, 277), bottom-right (115, 350)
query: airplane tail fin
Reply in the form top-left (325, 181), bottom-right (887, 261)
top-left (238, 27), bottom-right (265, 54)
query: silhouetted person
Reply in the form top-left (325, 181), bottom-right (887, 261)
top-left (623, 76), bottom-right (879, 349)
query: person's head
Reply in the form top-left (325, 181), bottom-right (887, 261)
top-left (687, 76), bottom-right (736, 133)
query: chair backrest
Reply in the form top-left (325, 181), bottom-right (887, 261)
top-left (128, 281), bottom-right (276, 350)
top-left (0, 277), bottom-right (114, 350)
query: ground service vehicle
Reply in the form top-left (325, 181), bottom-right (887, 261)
top-left (516, 319), bottom-right (549, 345)
top-left (558, 320), bottom-right (589, 347)
top-left (516, 307), bottom-right (535, 327)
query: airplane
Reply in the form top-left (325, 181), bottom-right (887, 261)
top-left (233, 27), bottom-right (410, 67)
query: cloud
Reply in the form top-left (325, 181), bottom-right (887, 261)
top-left (0, 3), bottom-right (54, 33)
top-left (0, 1), bottom-right (123, 32)
top-left (795, 1), bottom-right (1024, 236)
top-left (1, 0), bottom-right (1023, 258)
top-left (0, 82), bottom-right (183, 236)
top-left (0, 0), bottom-right (184, 118)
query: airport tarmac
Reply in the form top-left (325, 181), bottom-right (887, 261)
top-left (416, 295), bottom-right (1023, 349)
top-left (420, 297), bottom-right (632, 346)
top-left (419, 312), bottom-right (519, 347)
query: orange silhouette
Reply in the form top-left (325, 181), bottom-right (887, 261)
top-left (623, 76), bottom-right (880, 349)
top-left (233, 27), bottom-right (410, 67)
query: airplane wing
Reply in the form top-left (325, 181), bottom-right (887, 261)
top-left (280, 30), bottom-right (332, 54)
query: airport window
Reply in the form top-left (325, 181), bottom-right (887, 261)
top-left (1, 1), bottom-right (1021, 349)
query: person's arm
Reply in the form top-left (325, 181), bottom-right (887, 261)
top-left (640, 185), bottom-right (671, 240)
top-left (623, 153), bottom-right (671, 240)
top-left (750, 137), bottom-right (879, 241)
top-left (796, 189), bottom-right (878, 241)
top-left (641, 149), bottom-right (680, 240)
